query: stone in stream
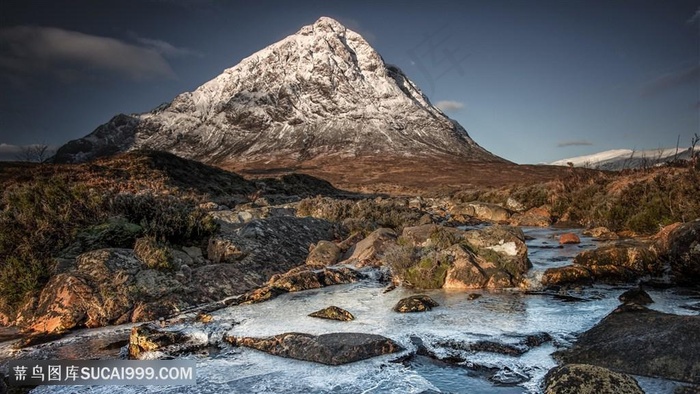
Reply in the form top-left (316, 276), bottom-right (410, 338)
top-left (224, 332), bottom-right (402, 365)
top-left (308, 306), bottom-right (354, 321)
top-left (618, 287), bottom-right (653, 306)
top-left (393, 295), bottom-right (439, 313)
top-left (558, 233), bottom-right (581, 245)
top-left (543, 364), bottom-right (643, 394)
top-left (128, 323), bottom-right (192, 359)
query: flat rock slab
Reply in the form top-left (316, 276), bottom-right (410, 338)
top-left (225, 332), bottom-right (402, 365)
top-left (554, 304), bottom-right (700, 384)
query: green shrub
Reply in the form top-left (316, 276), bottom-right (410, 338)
top-left (134, 237), bottom-right (173, 271)
top-left (297, 196), bottom-right (423, 233)
top-left (110, 193), bottom-right (217, 244)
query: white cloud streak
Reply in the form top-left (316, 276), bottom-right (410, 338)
top-left (557, 140), bottom-right (593, 147)
top-left (435, 100), bottom-right (464, 112)
top-left (0, 26), bottom-right (178, 80)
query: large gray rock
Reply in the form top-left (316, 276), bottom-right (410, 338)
top-left (554, 304), bottom-right (700, 384)
top-left (543, 364), bottom-right (643, 394)
top-left (306, 240), bottom-right (341, 266)
top-left (466, 202), bottom-right (511, 222)
top-left (225, 332), bottom-right (402, 365)
top-left (341, 228), bottom-right (398, 267)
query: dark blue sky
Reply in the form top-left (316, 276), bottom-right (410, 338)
top-left (1, 0), bottom-right (698, 163)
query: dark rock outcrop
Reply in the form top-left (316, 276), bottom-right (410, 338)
top-left (543, 364), bottom-right (643, 394)
top-left (393, 295), bottom-right (439, 313)
top-left (656, 220), bottom-right (700, 285)
top-left (618, 287), bottom-right (653, 305)
top-left (225, 332), bottom-right (402, 365)
top-left (554, 304), bottom-right (700, 384)
top-left (308, 306), bottom-right (354, 321)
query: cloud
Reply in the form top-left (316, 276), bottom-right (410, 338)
top-left (688, 8), bottom-right (700, 24)
top-left (641, 64), bottom-right (700, 97)
top-left (0, 143), bottom-right (22, 154)
top-left (557, 140), bottom-right (593, 147)
top-left (0, 26), bottom-right (176, 80)
top-left (435, 100), bottom-right (464, 112)
top-left (132, 35), bottom-right (202, 58)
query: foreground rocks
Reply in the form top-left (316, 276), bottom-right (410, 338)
top-left (554, 304), bottom-right (700, 384)
top-left (543, 364), bottom-right (643, 394)
top-left (224, 332), bottom-right (402, 365)
top-left (392, 224), bottom-right (531, 290)
top-left (13, 215), bottom-right (344, 333)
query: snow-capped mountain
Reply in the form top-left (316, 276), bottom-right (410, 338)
top-left (550, 147), bottom-right (699, 170)
top-left (54, 17), bottom-right (504, 166)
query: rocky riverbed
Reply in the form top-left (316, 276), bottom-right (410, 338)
top-left (2, 225), bottom-right (698, 394)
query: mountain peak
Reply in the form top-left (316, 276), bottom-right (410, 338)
top-left (54, 17), bottom-right (506, 168)
top-left (306, 16), bottom-right (347, 33)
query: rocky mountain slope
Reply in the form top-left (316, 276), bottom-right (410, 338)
top-left (54, 17), bottom-right (503, 168)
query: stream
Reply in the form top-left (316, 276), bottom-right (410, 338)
top-left (2, 227), bottom-right (698, 393)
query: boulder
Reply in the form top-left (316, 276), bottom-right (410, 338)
top-left (19, 249), bottom-right (144, 332)
top-left (308, 306), bottom-right (354, 321)
top-left (554, 304), bottom-right (700, 384)
top-left (572, 240), bottom-right (661, 281)
top-left (559, 233), bottom-right (581, 245)
top-left (618, 287), bottom-right (653, 305)
top-left (583, 227), bottom-right (619, 241)
top-left (442, 244), bottom-right (489, 289)
top-left (657, 220), bottom-right (700, 285)
top-left (306, 240), bottom-right (341, 266)
top-left (543, 364), bottom-right (643, 394)
top-left (467, 202), bottom-right (511, 222)
top-left (225, 332), bottom-right (402, 365)
top-left (506, 197), bottom-right (525, 212)
top-left (401, 224), bottom-right (462, 248)
top-left (128, 323), bottom-right (191, 359)
top-left (240, 267), bottom-right (361, 305)
top-left (463, 225), bottom-right (530, 283)
top-left (541, 265), bottom-right (592, 287)
top-left (509, 207), bottom-right (552, 227)
top-left (393, 295), bottom-right (439, 313)
top-left (341, 228), bottom-right (398, 267)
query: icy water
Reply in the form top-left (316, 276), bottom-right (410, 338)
top-left (2, 227), bottom-right (698, 393)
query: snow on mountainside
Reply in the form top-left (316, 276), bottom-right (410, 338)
top-left (551, 147), bottom-right (699, 170)
top-left (54, 17), bottom-right (504, 165)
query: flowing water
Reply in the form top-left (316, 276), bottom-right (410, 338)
top-left (2, 227), bottom-right (698, 393)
